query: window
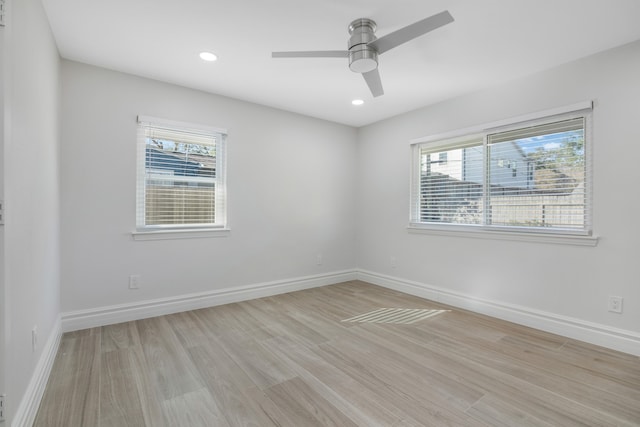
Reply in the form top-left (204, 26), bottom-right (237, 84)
top-left (410, 105), bottom-right (592, 237)
top-left (136, 116), bottom-right (227, 231)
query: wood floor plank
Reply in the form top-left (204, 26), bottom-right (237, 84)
top-left (127, 344), bottom-right (169, 427)
top-left (239, 385), bottom-right (297, 427)
top-left (162, 388), bottom-right (230, 427)
top-left (34, 281), bottom-right (640, 427)
top-left (198, 305), bottom-right (277, 346)
top-left (165, 310), bottom-right (211, 349)
top-left (63, 326), bottom-right (101, 340)
top-left (265, 377), bottom-right (360, 427)
top-left (187, 342), bottom-right (280, 427)
top-left (136, 316), bottom-right (204, 400)
top-left (466, 394), bottom-right (555, 427)
top-left (214, 330), bottom-right (298, 390)
top-left (99, 348), bottom-right (146, 426)
top-left (101, 321), bottom-right (141, 353)
top-left (242, 297), bottom-right (330, 347)
top-left (196, 301), bottom-right (265, 337)
top-left (392, 419), bottom-right (429, 427)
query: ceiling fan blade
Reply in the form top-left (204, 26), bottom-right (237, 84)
top-left (272, 50), bottom-right (349, 58)
top-left (368, 10), bottom-right (454, 54)
top-left (362, 69), bottom-right (384, 97)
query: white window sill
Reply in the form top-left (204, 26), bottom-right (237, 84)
top-left (132, 228), bottom-right (230, 241)
top-left (407, 224), bottom-right (598, 246)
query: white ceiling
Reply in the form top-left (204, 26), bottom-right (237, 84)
top-left (42, 0), bottom-right (640, 127)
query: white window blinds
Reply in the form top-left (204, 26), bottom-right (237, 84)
top-left (136, 116), bottom-right (227, 230)
top-left (417, 138), bottom-right (484, 225)
top-left (411, 107), bottom-right (591, 235)
top-left (487, 117), bottom-right (587, 230)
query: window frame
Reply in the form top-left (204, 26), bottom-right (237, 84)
top-left (134, 115), bottom-right (229, 240)
top-left (408, 102), bottom-right (597, 246)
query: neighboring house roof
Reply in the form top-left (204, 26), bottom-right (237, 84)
top-left (509, 140), bottom-right (528, 159)
top-left (145, 147), bottom-right (215, 177)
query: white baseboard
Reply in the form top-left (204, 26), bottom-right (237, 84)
top-left (357, 269), bottom-right (640, 356)
top-left (62, 270), bottom-right (357, 332)
top-left (11, 317), bottom-right (62, 427)
top-left (59, 268), bottom-right (640, 356)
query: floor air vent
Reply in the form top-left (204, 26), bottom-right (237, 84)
top-left (342, 308), bottom-right (449, 325)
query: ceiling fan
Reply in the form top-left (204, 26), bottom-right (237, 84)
top-left (272, 10), bottom-right (454, 98)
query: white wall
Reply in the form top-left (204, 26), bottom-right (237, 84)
top-left (356, 40), bottom-right (640, 338)
top-left (60, 61), bottom-right (357, 313)
top-left (0, 7), bottom-right (5, 401)
top-left (3, 0), bottom-right (61, 423)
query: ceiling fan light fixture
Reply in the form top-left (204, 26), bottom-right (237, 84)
top-left (199, 51), bottom-right (218, 62)
top-left (349, 48), bottom-right (378, 73)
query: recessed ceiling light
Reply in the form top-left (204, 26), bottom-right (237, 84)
top-left (352, 99), bottom-right (364, 106)
top-left (199, 52), bottom-right (218, 62)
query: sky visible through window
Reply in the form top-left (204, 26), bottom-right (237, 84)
top-left (517, 130), bottom-right (584, 155)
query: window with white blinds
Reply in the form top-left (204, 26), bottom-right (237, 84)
top-left (410, 107), bottom-right (592, 235)
top-left (136, 116), bottom-right (227, 230)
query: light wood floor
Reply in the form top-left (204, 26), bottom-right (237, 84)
top-left (34, 281), bottom-right (640, 426)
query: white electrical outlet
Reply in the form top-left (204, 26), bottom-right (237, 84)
top-left (390, 256), bottom-right (397, 268)
top-left (32, 326), bottom-right (38, 352)
top-left (316, 254), bottom-right (323, 265)
top-left (608, 296), bottom-right (623, 314)
top-left (129, 275), bottom-right (141, 289)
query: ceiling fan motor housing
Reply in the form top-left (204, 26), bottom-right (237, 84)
top-left (348, 18), bottom-right (378, 73)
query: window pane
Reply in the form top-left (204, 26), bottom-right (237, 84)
top-left (419, 141), bottom-right (484, 224)
top-left (145, 182), bottom-right (215, 225)
top-left (144, 134), bottom-right (217, 226)
top-left (488, 118), bottom-right (585, 229)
